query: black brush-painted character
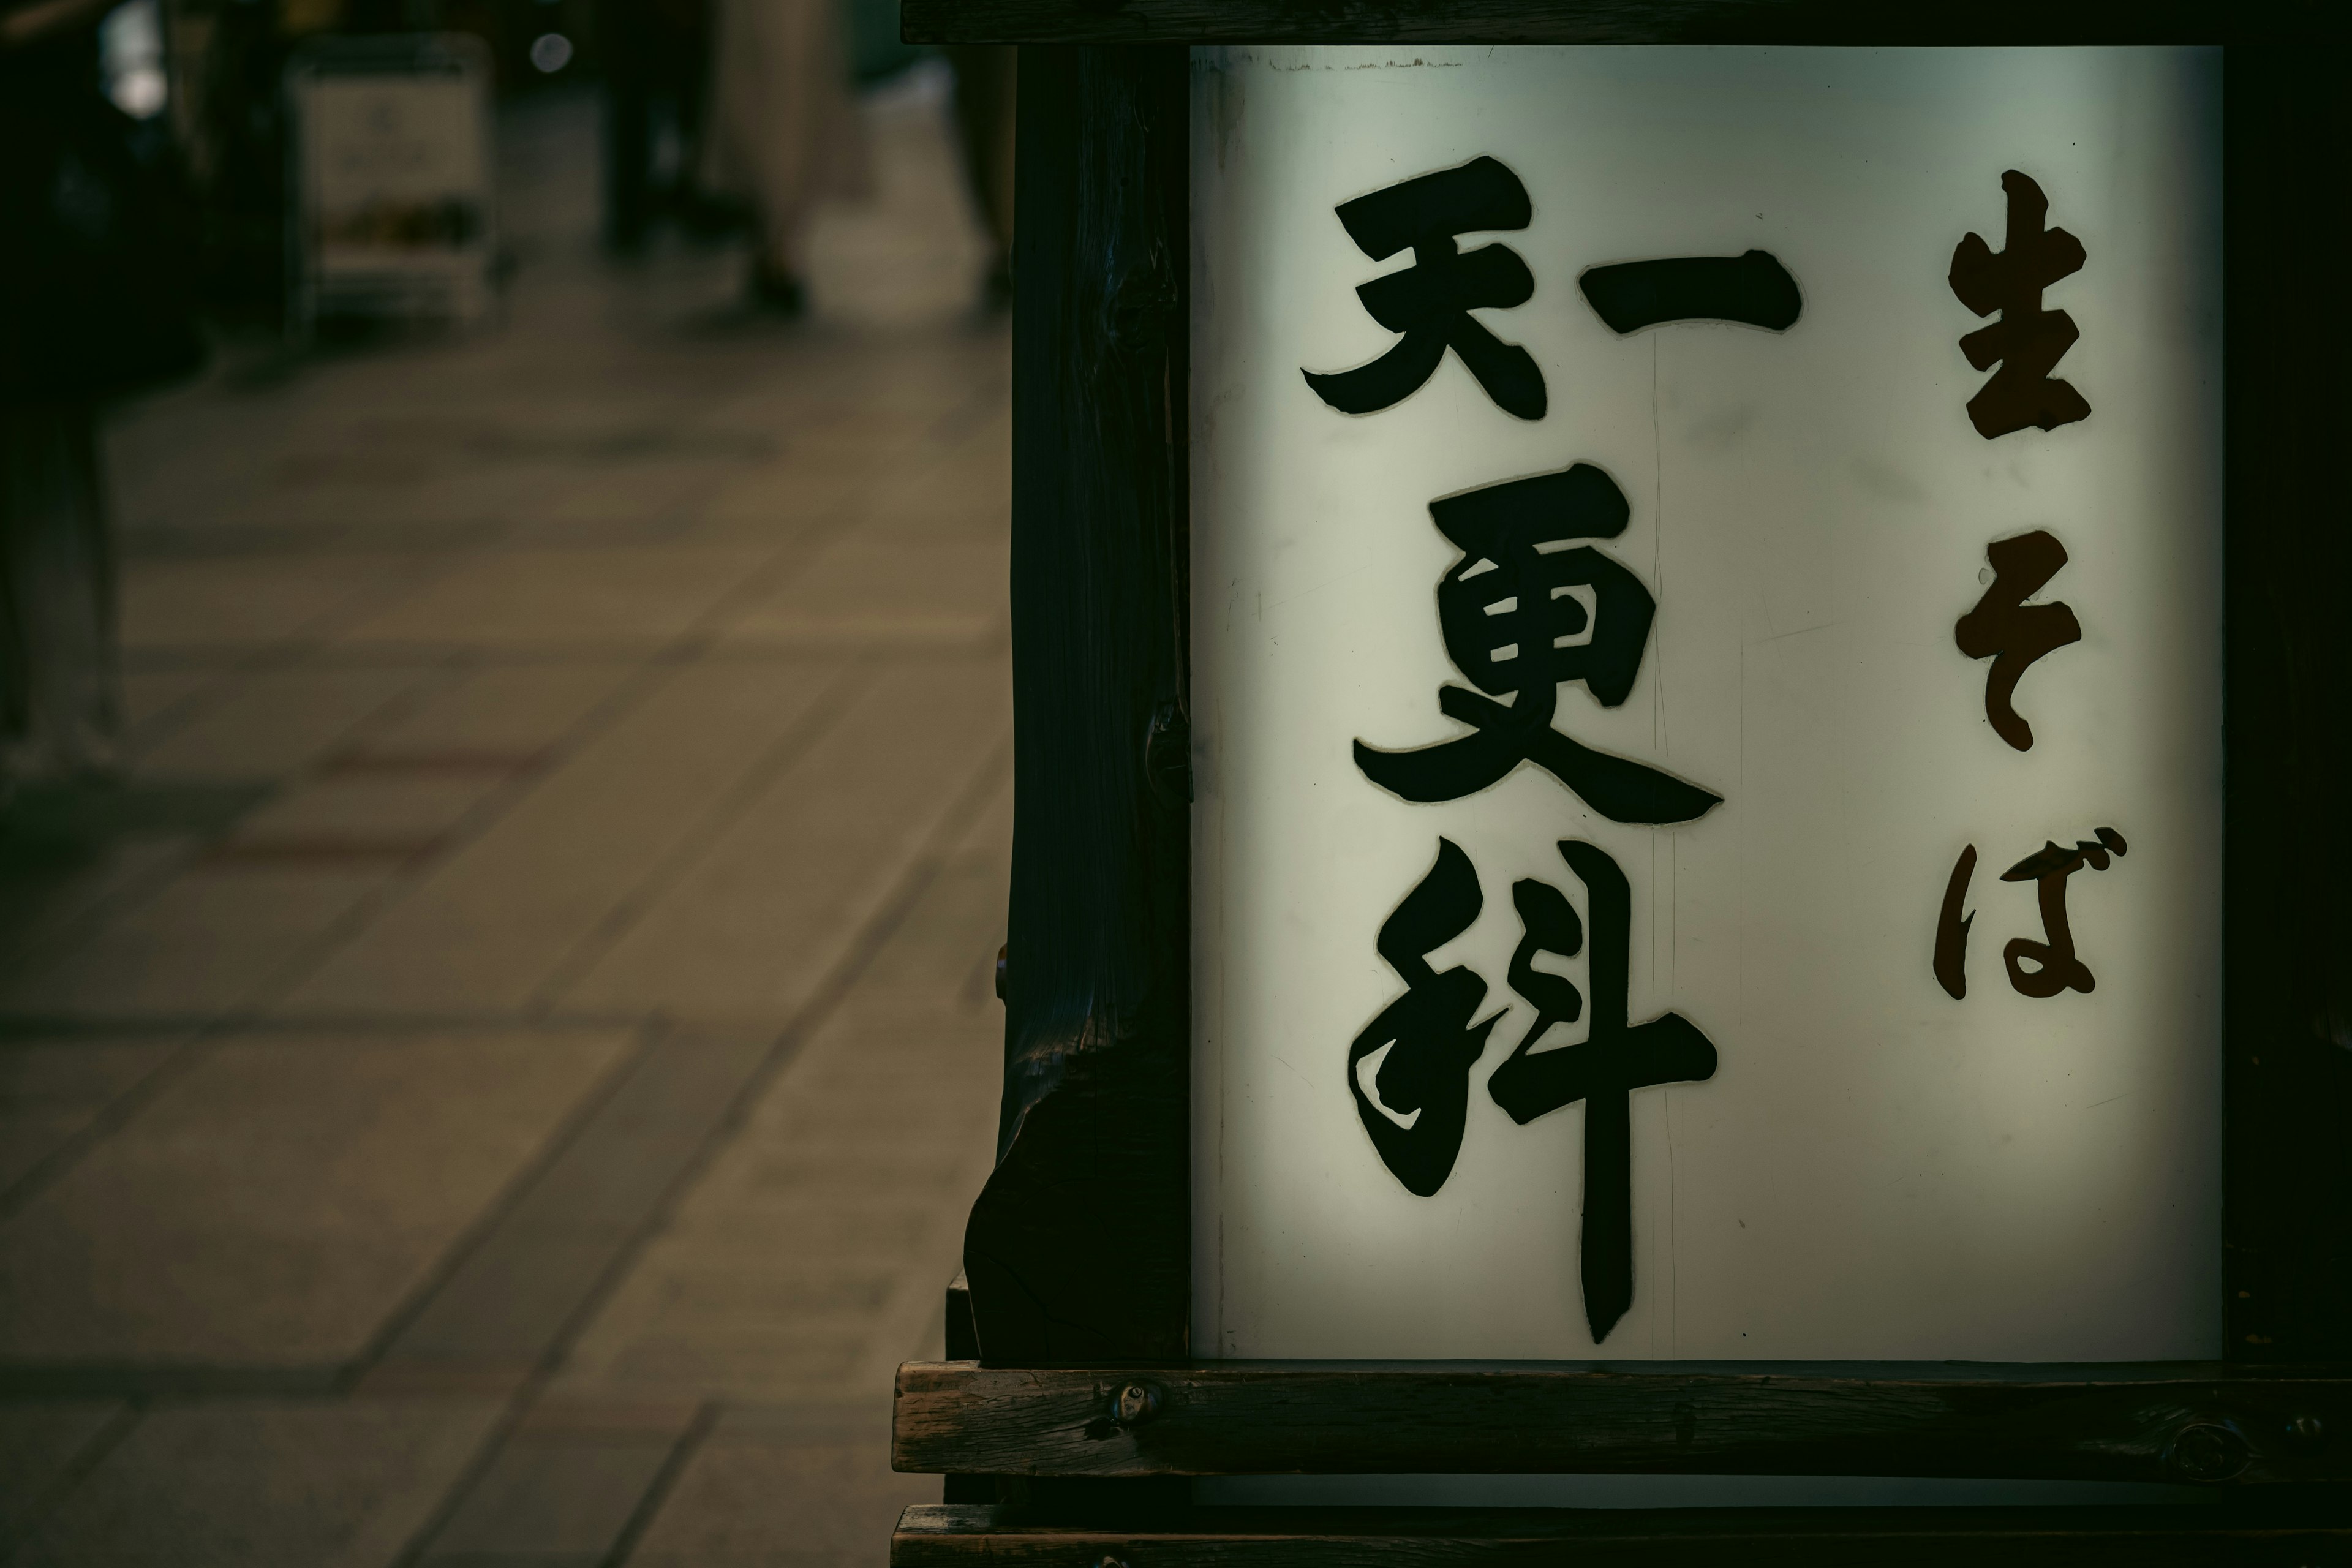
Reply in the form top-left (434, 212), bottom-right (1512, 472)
top-left (1347, 837), bottom-right (1503, 1197)
top-left (1578, 250), bottom-right (1802, 334)
top-left (1950, 170), bottom-right (2090, 439)
top-left (1932, 827), bottom-right (2128, 999)
top-left (1354, 462), bottom-right (1721, 824)
top-left (1487, 842), bottom-right (1720, 1344)
top-left (2000, 827), bottom-right (2127, 997)
top-left (1303, 156), bottom-right (1547, 420)
top-left (1934, 843), bottom-right (1978, 1000)
top-left (1954, 529), bottom-right (2082, 752)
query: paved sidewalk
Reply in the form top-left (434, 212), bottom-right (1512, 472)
top-left (0, 75), bottom-right (1006, 1566)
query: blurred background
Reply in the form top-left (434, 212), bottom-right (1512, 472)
top-left (0, 1), bottom-right (1012, 1560)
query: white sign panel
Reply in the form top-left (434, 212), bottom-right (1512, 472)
top-left (1192, 47), bottom-right (2222, 1367)
top-left (292, 40), bottom-right (495, 323)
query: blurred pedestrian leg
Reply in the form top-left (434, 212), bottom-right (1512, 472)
top-left (701, 0), bottom-right (867, 313)
top-left (603, 0), bottom-right (658, 249)
top-left (601, 0), bottom-right (717, 251)
top-left (945, 45), bottom-right (1014, 311)
top-left (3, 0), bottom-right (194, 790)
top-left (0, 402), bottom-right (119, 782)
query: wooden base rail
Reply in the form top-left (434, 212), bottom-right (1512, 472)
top-left (891, 1502), bottom-right (2352, 1566)
top-left (894, 1361), bottom-right (2352, 1485)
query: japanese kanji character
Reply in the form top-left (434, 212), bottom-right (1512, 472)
top-left (1303, 156), bottom-right (1546, 420)
top-left (1579, 250), bottom-right (1801, 333)
top-left (1354, 462), bottom-right (1721, 824)
top-left (1487, 841), bottom-right (1719, 1343)
top-left (1950, 170), bottom-right (2090, 439)
top-left (1348, 837), bottom-right (1502, 1197)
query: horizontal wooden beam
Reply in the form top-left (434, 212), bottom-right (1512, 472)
top-left (893, 1502), bottom-right (2352, 1566)
top-left (901, 1), bottom-right (2315, 46)
top-left (893, 1360), bottom-right (2352, 1483)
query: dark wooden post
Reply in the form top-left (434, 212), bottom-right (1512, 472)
top-left (2221, 43), bottom-right (2352, 1366)
top-left (961, 44), bottom-right (1193, 1367)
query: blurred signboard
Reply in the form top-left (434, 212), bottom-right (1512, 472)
top-left (1191, 47), bottom-right (2224, 1373)
top-left (287, 34), bottom-right (494, 330)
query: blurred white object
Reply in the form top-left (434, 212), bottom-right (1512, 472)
top-left (529, 32), bottom-right (572, 74)
top-left (100, 0), bottom-right (166, 118)
top-left (286, 34), bottom-right (496, 333)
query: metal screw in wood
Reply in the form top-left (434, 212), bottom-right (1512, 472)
top-left (2167, 1422), bottom-right (2251, 1482)
top-left (1115, 1382), bottom-right (1160, 1424)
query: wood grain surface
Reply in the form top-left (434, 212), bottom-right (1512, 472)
top-left (903, 1), bottom-right (2328, 46)
top-left (894, 1360), bottom-right (2352, 1483)
top-left (960, 45), bottom-right (1194, 1365)
top-left (2220, 45), bottom-right (2352, 1372)
top-left (892, 1502), bottom-right (2352, 1565)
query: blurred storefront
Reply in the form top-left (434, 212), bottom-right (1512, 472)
top-left (156, 0), bottom-right (600, 323)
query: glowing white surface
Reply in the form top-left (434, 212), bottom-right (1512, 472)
top-left (1191, 46), bottom-right (2223, 1366)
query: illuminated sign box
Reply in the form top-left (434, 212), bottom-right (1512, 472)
top-left (889, 7), bottom-right (2350, 1560)
top-left (1193, 45), bottom-right (2221, 1371)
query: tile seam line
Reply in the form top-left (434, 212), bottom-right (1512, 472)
top-left (596, 1400), bottom-right (720, 1568)
top-left (0, 1018), bottom-right (228, 1224)
top-left (0, 1365), bottom-right (339, 1400)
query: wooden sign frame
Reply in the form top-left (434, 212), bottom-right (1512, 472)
top-left (890, 8), bottom-right (2350, 1558)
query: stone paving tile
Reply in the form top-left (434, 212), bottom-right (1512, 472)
top-left (119, 556), bottom-right (432, 652)
top-left (0, 1400), bottom-right (121, 1542)
top-left (846, 774), bottom-right (1012, 1020)
top-left (334, 546), bottom-right (782, 652)
top-left (349, 660), bottom-right (644, 761)
top-left (524, 459), bottom-right (742, 532)
top-left (7, 1399), bottom-right (500, 1567)
top-left (131, 665), bottom-right (435, 778)
top-left (853, 465), bottom-right (1011, 544)
top-left (711, 534), bottom-right (1007, 650)
top-left (223, 774), bottom-right (505, 852)
top-left (279, 658), bottom-right (854, 1016)
top-left (0, 837), bottom-right (192, 981)
top-left (626, 1414), bottom-right (929, 1568)
top-left (0, 1036), bottom-right (185, 1199)
top-left (0, 1028), bottom-right (630, 1368)
top-left (120, 669), bottom-right (223, 741)
top-left (690, 464), bottom-right (866, 540)
top-left (558, 657), bottom-right (1010, 1023)
top-left (0, 866), bottom-right (388, 1017)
